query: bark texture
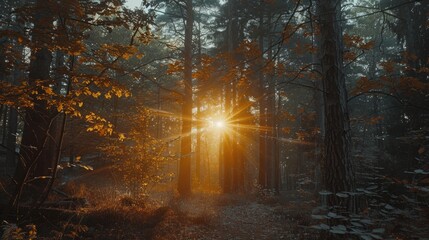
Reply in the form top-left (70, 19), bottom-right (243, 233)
top-left (318, 0), bottom-right (355, 202)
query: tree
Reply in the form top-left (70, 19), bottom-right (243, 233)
top-left (0, 0), bottom-right (154, 212)
top-left (178, 0), bottom-right (194, 196)
top-left (257, 1), bottom-right (267, 189)
top-left (0, 0), bottom-right (24, 178)
top-left (10, 0), bottom-right (56, 210)
top-left (318, 0), bottom-right (355, 206)
top-left (194, 0), bottom-right (219, 185)
top-left (382, 0), bottom-right (429, 170)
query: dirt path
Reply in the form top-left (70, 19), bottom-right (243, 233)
top-left (152, 192), bottom-right (316, 240)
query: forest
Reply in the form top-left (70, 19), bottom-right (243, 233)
top-left (0, 0), bottom-right (428, 239)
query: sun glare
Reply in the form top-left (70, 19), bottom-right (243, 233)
top-left (215, 120), bottom-right (225, 129)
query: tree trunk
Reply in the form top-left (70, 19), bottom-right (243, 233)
top-left (309, 1), bottom-right (323, 192)
top-left (11, 0), bottom-right (55, 209)
top-left (221, 0), bottom-right (235, 194)
top-left (266, 11), bottom-right (278, 192)
top-left (195, 19), bottom-right (202, 184)
top-left (218, 96), bottom-right (224, 188)
top-left (196, 104), bottom-right (202, 183)
top-left (222, 83), bottom-right (232, 193)
top-left (258, 2), bottom-right (267, 188)
top-left (274, 82), bottom-right (281, 192)
top-left (178, 0), bottom-right (194, 197)
top-left (6, 107), bottom-right (18, 175)
top-left (0, 2), bottom-right (10, 176)
top-left (218, 128), bottom-right (224, 187)
top-left (0, 8), bottom-right (7, 177)
top-left (318, 0), bottom-right (355, 206)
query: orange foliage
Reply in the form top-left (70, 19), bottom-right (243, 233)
top-left (380, 60), bottom-right (396, 73)
top-left (0, 81), bottom-right (33, 108)
top-left (280, 111), bottom-right (296, 122)
top-left (360, 41), bottom-right (375, 50)
top-left (237, 40), bottom-right (261, 59)
top-left (193, 55), bottom-right (215, 82)
top-left (343, 33), bottom-right (374, 50)
top-left (282, 24), bottom-right (298, 44)
top-left (401, 51), bottom-right (418, 63)
top-left (263, 60), bottom-right (276, 74)
top-left (85, 112), bottom-right (114, 136)
top-left (369, 116), bottom-right (383, 125)
top-left (344, 51), bottom-right (357, 61)
top-left (351, 76), bottom-right (383, 95)
top-left (399, 76), bottom-right (428, 93)
top-left (167, 60), bottom-right (184, 74)
top-left (277, 62), bottom-right (286, 77)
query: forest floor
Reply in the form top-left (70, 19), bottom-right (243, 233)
top-left (40, 168), bottom-right (319, 239)
top-left (26, 186), bottom-right (319, 239)
top-left (3, 165), bottom-right (429, 239)
top-left (151, 190), bottom-right (318, 240)
top-left (3, 183), bottom-right (429, 239)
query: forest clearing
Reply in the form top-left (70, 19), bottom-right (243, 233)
top-left (0, 0), bottom-right (428, 239)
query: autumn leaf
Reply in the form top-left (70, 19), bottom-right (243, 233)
top-left (57, 104), bottom-right (63, 112)
top-left (167, 61), bottom-right (184, 74)
top-left (344, 51), bottom-right (357, 61)
top-left (83, 87), bottom-right (92, 96)
top-left (119, 133), bottom-right (126, 141)
top-left (135, 53), bottom-right (144, 59)
top-left (360, 41), bottom-right (375, 50)
top-left (344, 33), bottom-right (363, 48)
top-left (122, 53), bottom-right (131, 60)
top-left (380, 60), bottom-right (395, 73)
top-left (92, 92), bottom-right (101, 98)
top-left (351, 76), bottom-right (384, 95)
